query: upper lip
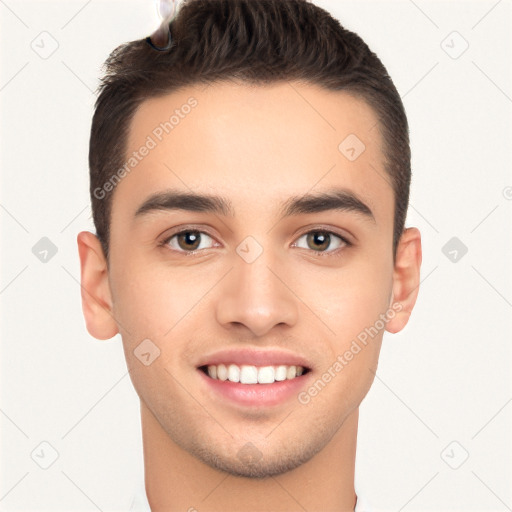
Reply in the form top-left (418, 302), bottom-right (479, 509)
top-left (197, 348), bottom-right (311, 369)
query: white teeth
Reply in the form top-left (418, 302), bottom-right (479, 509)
top-left (258, 366), bottom-right (275, 384)
top-left (286, 365), bottom-right (297, 379)
top-left (217, 364), bottom-right (228, 381)
top-left (204, 363), bottom-right (306, 384)
top-left (228, 364), bottom-right (240, 382)
top-left (240, 365), bottom-right (258, 384)
top-left (275, 365), bottom-right (287, 381)
top-left (207, 365), bottom-right (217, 379)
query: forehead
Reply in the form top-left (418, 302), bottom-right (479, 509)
top-left (116, 81), bottom-right (392, 224)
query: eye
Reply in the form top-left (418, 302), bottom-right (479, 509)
top-left (160, 230), bottom-right (217, 253)
top-left (292, 230), bottom-right (350, 256)
top-left (159, 228), bottom-right (351, 256)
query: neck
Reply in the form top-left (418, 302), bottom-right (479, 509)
top-left (140, 401), bottom-right (359, 512)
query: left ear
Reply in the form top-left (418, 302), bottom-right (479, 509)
top-left (385, 227), bottom-right (422, 334)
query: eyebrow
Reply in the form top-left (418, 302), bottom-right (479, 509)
top-left (134, 188), bottom-right (375, 223)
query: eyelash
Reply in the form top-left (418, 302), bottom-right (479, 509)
top-left (158, 227), bottom-right (352, 257)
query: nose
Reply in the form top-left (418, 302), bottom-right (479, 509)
top-left (215, 246), bottom-right (299, 338)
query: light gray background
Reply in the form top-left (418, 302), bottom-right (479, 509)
top-left (1, 0), bottom-right (511, 510)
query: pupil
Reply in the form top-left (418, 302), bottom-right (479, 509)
top-left (308, 232), bottom-right (329, 251)
top-left (179, 231), bottom-right (200, 250)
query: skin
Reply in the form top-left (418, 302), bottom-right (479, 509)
top-left (77, 81), bottom-right (422, 511)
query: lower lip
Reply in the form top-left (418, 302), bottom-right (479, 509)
top-left (198, 369), bottom-right (311, 407)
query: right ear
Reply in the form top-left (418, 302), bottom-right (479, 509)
top-left (76, 231), bottom-right (119, 340)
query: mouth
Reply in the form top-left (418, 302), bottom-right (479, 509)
top-left (196, 348), bottom-right (313, 406)
top-left (198, 363), bottom-right (311, 384)
top-left (197, 359), bottom-right (313, 407)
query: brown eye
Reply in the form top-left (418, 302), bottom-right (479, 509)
top-left (306, 232), bottom-right (330, 251)
top-left (294, 230), bottom-right (348, 254)
top-left (164, 230), bottom-right (215, 252)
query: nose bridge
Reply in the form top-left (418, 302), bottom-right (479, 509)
top-left (215, 235), bottom-right (298, 336)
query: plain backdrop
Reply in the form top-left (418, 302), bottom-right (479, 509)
top-left (1, 0), bottom-right (511, 510)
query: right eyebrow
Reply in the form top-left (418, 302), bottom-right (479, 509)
top-left (134, 190), bottom-right (234, 219)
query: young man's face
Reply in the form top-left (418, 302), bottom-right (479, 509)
top-left (79, 81), bottom-right (420, 478)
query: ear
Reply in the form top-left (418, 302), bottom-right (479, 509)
top-left (385, 227), bottom-right (422, 334)
top-left (76, 231), bottom-right (119, 340)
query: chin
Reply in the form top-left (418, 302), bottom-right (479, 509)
top-left (189, 438), bottom-right (324, 479)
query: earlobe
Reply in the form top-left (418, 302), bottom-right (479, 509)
top-left (76, 231), bottom-right (119, 340)
top-left (385, 227), bottom-right (422, 334)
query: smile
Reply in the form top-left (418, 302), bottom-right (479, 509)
top-left (200, 364), bottom-right (309, 384)
top-left (196, 348), bottom-right (313, 406)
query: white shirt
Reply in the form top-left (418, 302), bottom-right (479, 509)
top-left (128, 478), bottom-right (373, 511)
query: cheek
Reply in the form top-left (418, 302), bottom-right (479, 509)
top-left (301, 257), bottom-right (392, 342)
top-left (297, 256), bottom-right (392, 407)
top-left (297, 266), bottom-right (389, 415)
top-left (109, 256), bottom-right (216, 342)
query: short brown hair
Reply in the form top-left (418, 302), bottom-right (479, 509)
top-left (89, 0), bottom-right (410, 262)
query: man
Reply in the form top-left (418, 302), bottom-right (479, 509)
top-left (77, 0), bottom-right (422, 509)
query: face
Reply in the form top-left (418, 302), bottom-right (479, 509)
top-left (102, 81), bottom-right (398, 477)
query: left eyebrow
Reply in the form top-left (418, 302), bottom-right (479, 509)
top-left (278, 189), bottom-right (375, 223)
top-left (133, 187), bottom-right (375, 223)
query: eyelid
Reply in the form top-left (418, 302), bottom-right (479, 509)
top-left (294, 225), bottom-right (353, 244)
